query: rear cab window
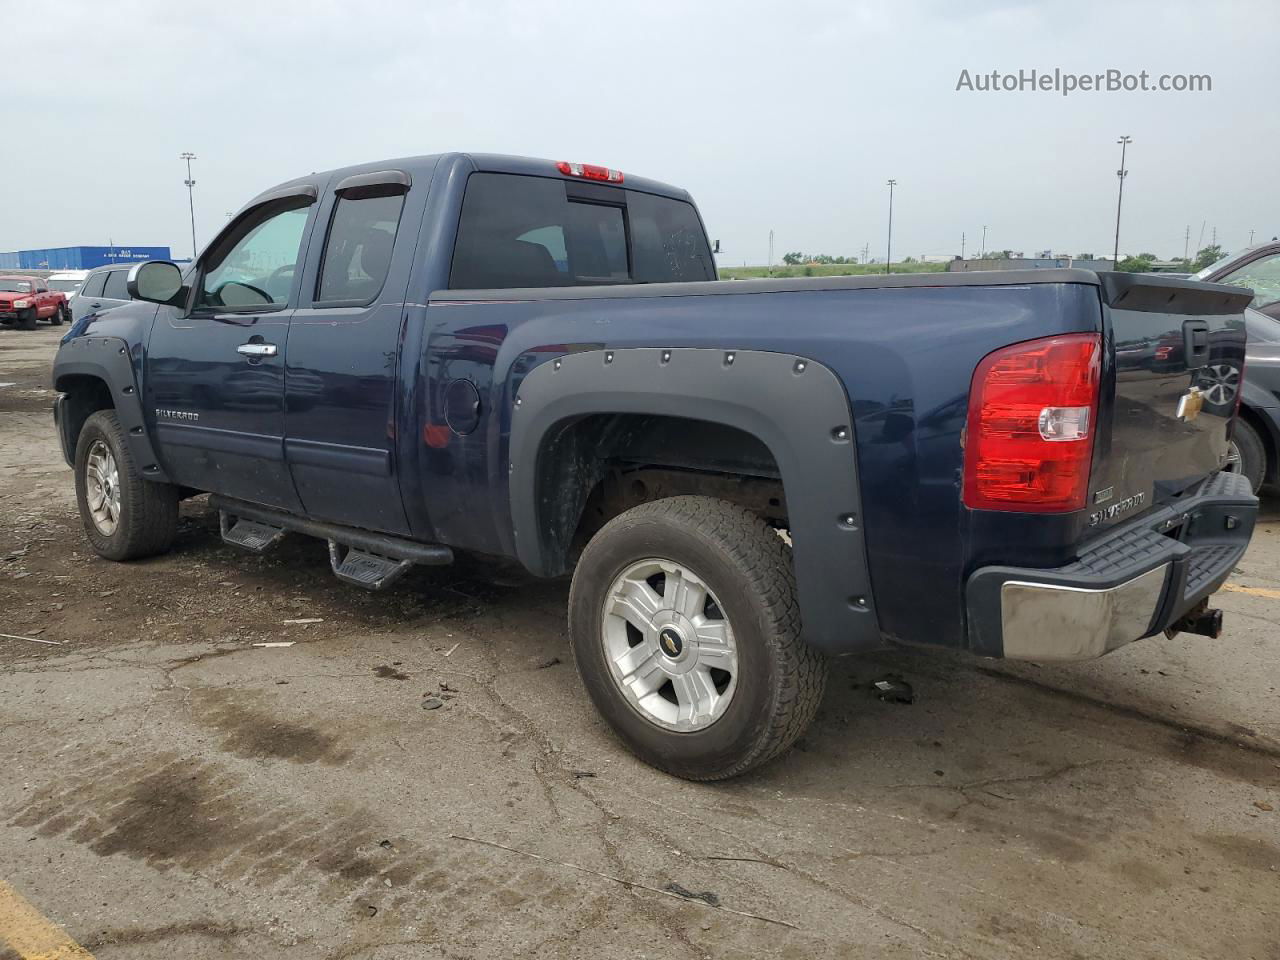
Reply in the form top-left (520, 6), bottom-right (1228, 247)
top-left (449, 173), bottom-right (714, 290)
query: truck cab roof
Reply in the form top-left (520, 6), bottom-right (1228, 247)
top-left (244, 152), bottom-right (693, 213)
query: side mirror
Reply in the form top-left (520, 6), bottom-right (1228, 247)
top-left (127, 261), bottom-right (184, 305)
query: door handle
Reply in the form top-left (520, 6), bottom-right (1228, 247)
top-left (237, 342), bottom-right (278, 358)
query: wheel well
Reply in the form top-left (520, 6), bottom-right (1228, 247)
top-left (532, 413), bottom-right (786, 574)
top-left (58, 375), bottom-right (115, 455)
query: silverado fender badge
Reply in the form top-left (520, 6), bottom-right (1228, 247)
top-left (1175, 386), bottom-right (1204, 422)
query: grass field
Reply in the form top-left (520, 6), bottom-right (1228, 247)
top-left (719, 262), bottom-right (948, 280)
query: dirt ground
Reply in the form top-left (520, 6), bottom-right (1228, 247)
top-left (1, 324), bottom-right (1278, 960)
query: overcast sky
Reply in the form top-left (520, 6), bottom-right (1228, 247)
top-left (4, 0), bottom-right (1276, 265)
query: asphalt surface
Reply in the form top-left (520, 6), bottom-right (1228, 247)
top-left (1, 324), bottom-right (1277, 960)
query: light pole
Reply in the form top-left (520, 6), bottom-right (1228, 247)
top-left (981, 224), bottom-right (987, 258)
top-left (885, 179), bottom-right (896, 274)
top-left (768, 229), bottom-right (774, 272)
top-left (180, 152), bottom-right (198, 259)
top-left (1112, 136), bottom-right (1131, 267)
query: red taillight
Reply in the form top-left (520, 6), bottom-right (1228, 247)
top-left (556, 161), bottom-right (624, 183)
top-left (963, 333), bottom-right (1101, 512)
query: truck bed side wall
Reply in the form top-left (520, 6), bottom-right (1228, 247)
top-left (413, 279), bottom-right (1104, 652)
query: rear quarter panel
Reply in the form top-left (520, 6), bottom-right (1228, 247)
top-left (416, 279), bottom-right (1105, 651)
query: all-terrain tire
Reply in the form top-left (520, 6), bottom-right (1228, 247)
top-left (17, 308), bottom-right (38, 331)
top-left (568, 496), bottom-right (827, 780)
top-left (74, 409), bottom-right (179, 561)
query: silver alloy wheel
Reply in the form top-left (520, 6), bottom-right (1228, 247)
top-left (601, 558), bottom-right (739, 732)
top-left (84, 440), bottom-right (121, 536)
top-left (1199, 363), bottom-right (1240, 407)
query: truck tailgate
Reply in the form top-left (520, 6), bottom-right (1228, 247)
top-left (1088, 274), bottom-right (1253, 528)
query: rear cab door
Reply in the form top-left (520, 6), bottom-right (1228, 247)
top-left (283, 166), bottom-right (427, 535)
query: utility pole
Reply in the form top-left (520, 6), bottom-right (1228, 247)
top-left (961, 231), bottom-right (966, 259)
top-left (981, 225), bottom-right (987, 258)
top-left (885, 179), bottom-right (896, 275)
top-left (1112, 136), bottom-right (1131, 267)
top-left (1183, 225), bottom-right (1190, 266)
top-left (180, 152), bottom-right (198, 259)
top-left (768, 229), bottom-right (774, 272)
top-left (1249, 229), bottom-right (1255, 245)
top-left (1212, 226), bottom-right (1217, 248)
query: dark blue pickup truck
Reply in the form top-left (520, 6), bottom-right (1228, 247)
top-left (51, 153), bottom-right (1259, 779)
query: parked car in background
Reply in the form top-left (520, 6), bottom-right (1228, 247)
top-left (47, 270), bottom-right (90, 302)
top-left (1218, 307), bottom-right (1280, 492)
top-left (0, 275), bottom-right (68, 329)
top-left (1195, 240), bottom-right (1280, 321)
top-left (71, 263), bottom-right (141, 322)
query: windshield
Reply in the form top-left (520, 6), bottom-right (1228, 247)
top-left (0, 279), bottom-right (33, 293)
top-left (48, 279), bottom-right (82, 293)
top-left (1195, 251), bottom-right (1242, 280)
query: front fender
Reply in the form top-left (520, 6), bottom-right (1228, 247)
top-left (508, 347), bottom-right (882, 655)
top-left (52, 335), bottom-right (170, 483)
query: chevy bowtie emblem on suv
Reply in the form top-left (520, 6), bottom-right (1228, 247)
top-left (1175, 386), bottom-right (1204, 422)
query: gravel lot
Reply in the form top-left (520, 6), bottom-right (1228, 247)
top-left (2, 325), bottom-right (1278, 960)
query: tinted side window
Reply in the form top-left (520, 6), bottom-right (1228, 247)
top-left (102, 270), bottom-right (129, 299)
top-left (316, 193), bottom-right (405, 304)
top-left (198, 201), bottom-right (311, 310)
top-left (81, 272), bottom-right (107, 298)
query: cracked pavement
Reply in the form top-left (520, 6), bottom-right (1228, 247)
top-left (2, 325), bottom-right (1278, 959)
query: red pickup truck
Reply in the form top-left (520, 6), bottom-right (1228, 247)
top-left (0, 275), bottom-right (69, 329)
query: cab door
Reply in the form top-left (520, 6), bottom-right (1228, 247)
top-left (283, 169), bottom-right (421, 535)
top-left (145, 185), bottom-right (323, 511)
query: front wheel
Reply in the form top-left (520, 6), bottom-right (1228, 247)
top-left (568, 496), bottom-right (826, 780)
top-left (17, 308), bottom-right (38, 331)
top-left (74, 410), bottom-right (179, 560)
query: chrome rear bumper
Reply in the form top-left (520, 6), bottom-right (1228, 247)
top-left (967, 471), bottom-right (1257, 661)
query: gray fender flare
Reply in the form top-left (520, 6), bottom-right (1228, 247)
top-left (52, 335), bottom-right (170, 483)
top-left (508, 347), bottom-right (881, 654)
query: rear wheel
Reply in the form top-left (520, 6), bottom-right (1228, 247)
top-left (17, 308), bottom-right (38, 331)
top-left (74, 410), bottom-right (179, 561)
top-left (568, 496), bottom-right (826, 780)
top-left (1226, 418), bottom-right (1266, 494)
top-left (50, 304), bottom-right (67, 326)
